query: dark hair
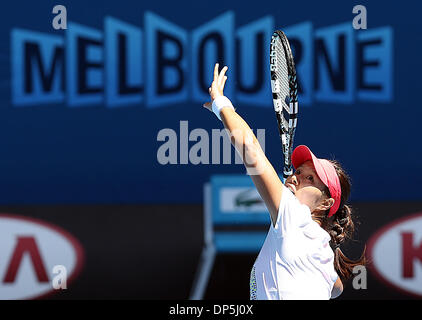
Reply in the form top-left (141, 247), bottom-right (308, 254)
top-left (314, 160), bottom-right (366, 283)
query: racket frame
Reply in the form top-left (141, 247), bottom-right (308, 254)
top-left (270, 30), bottom-right (298, 180)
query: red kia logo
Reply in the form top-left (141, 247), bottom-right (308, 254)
top-left (367, 212), bottom-right (422, 298)
top-left (0, 214), bottom-right (85, 299)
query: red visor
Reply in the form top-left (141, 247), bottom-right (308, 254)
top-left (291, 145), bottom-right (341, 217)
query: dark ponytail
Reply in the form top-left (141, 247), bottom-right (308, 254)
top-left (319, 160), bottom-right (366, 283)
top-left (329, 203), bottom-right (366, 282)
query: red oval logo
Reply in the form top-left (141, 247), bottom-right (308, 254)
top-left (0, 213), bottom-right (85, 299)
top-left (367, 212), bottom-right (422, 298)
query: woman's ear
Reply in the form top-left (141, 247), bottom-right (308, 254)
top-left (316, 197), bottom-right (335, 212)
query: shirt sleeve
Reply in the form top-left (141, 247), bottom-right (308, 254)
top-left (272, 185), bottom-right (312, 237)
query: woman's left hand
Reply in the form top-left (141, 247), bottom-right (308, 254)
top-left (203, 63), bottom-right (228, 112)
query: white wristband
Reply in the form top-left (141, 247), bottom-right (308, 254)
top-left (212, 96), bottom-right (234, 121)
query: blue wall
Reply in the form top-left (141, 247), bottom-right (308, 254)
top-left (0, 0), bottom-right (420, 204)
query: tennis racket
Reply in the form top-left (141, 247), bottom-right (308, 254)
top-left (270, 30), bottom-right (298, 180)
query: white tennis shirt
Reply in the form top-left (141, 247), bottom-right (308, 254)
top-left (250, 185), bottom-right (339, 300)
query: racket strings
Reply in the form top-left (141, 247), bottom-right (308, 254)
top-left (270, 31), bottom-right (299, 178)
top-left (275, 39), bottom-right (290, 114)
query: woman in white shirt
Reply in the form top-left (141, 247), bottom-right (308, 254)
top-left (203, 63), bottom-right (366, 300)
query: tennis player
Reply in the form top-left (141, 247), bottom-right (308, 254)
top-left (203, 63), bottom-right (366, 300)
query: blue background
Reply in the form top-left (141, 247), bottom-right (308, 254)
top-left (0, 0), bottom-right (420, 205)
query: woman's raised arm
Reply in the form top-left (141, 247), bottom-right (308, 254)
top-left (203, 63), bottom-right (284, 226)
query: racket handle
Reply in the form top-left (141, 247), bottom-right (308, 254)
top-left (283, 168), bottom-right (293, 179)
